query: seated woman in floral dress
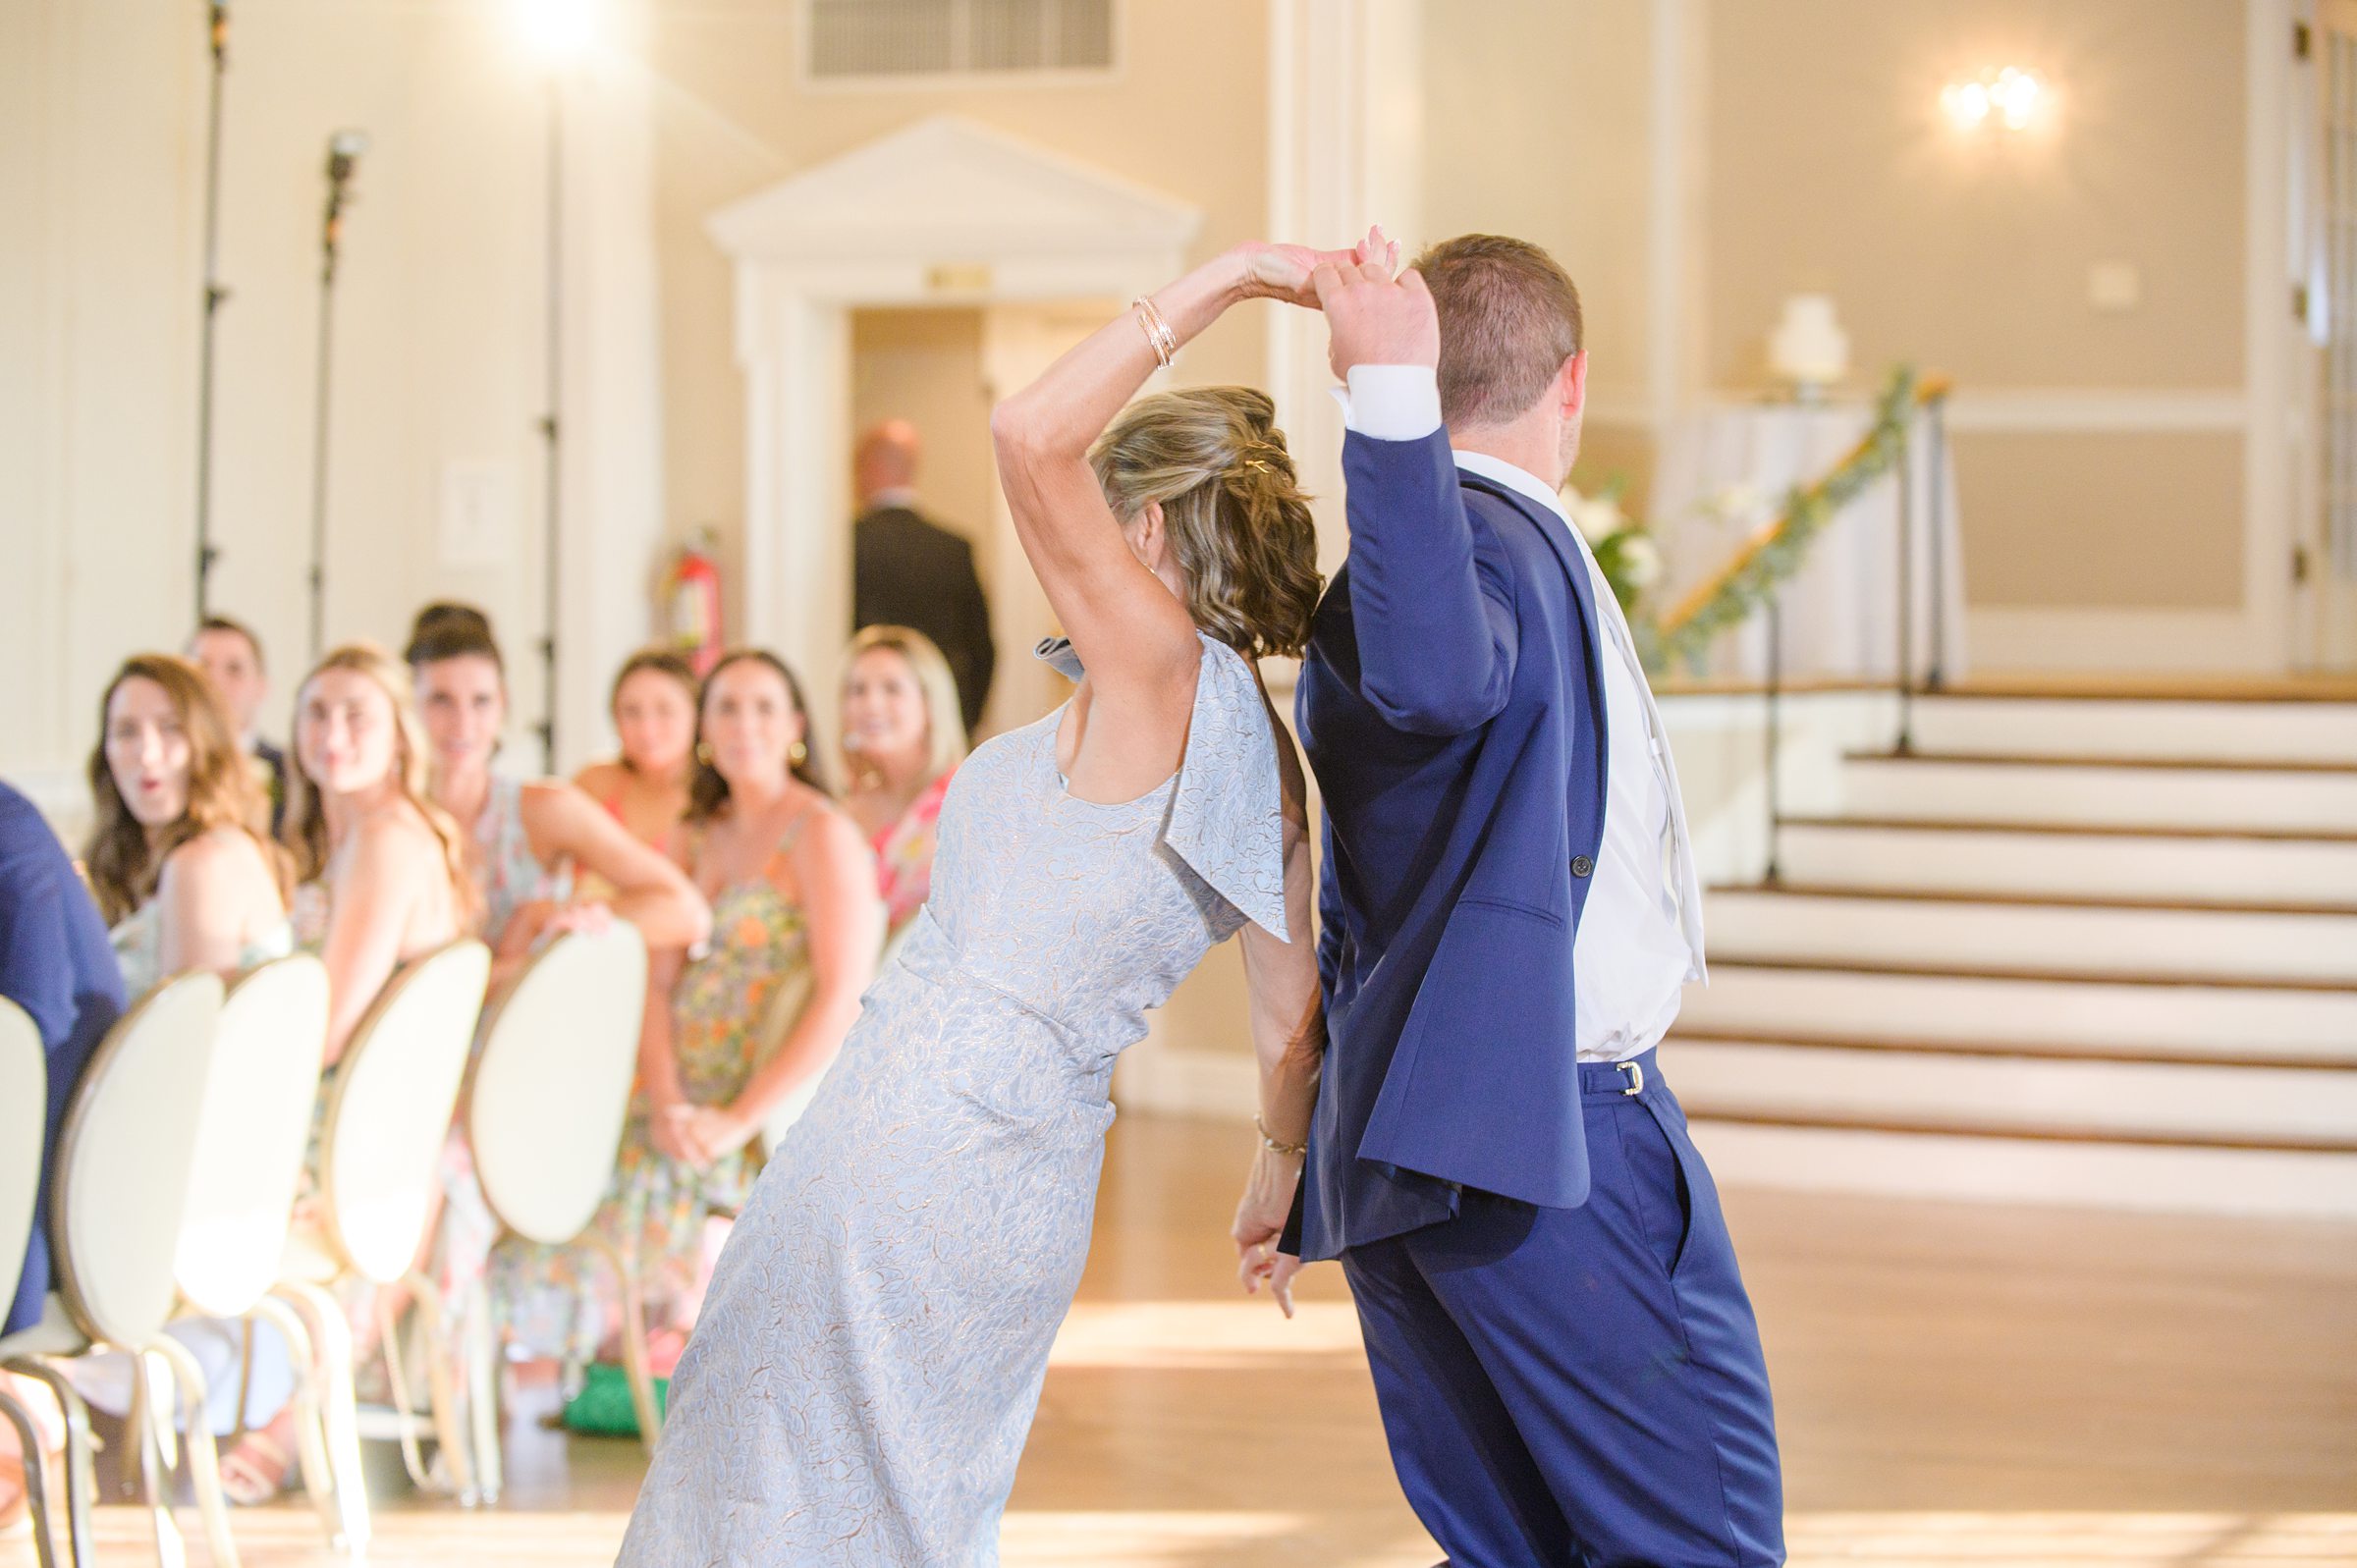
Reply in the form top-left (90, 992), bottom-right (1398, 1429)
top-left (496, 649), bottom-right (882, 1373)
top-left (838, 624), bottom-right (968, 938)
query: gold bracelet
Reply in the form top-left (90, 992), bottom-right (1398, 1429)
top-left (1131, 295), bottom-right (1177, 367)
top-left (1255, 1114), bottom-right (1308, 1158)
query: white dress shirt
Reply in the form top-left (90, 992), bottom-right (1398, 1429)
top-left (1342, 367), bottom-right (1707, 1062)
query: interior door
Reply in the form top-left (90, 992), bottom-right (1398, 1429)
top-left (2306, 0), bottom-right (2357, 666)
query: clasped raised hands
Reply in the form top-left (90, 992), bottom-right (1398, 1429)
top-left (1234, 226), bottom-right (1438, 379)
top-left (1312, 225), bottom-right (1438, 379)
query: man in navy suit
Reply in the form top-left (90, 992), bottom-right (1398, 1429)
top-left (1291, 235), bottom-right (1783, 1565)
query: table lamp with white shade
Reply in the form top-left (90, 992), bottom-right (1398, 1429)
top-left (1769, 294), bottom-right (1849, 402)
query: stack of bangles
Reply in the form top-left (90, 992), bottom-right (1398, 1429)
top-left (1255, 1114), bottom-right (1308, 1159)
top-left (1132, 295), bottom-right (1177, 367)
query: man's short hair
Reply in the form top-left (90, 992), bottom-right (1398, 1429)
top-left (192, 614), bottom-right (265, 673)
top-left (1413, 235), bottom-right (1584, 430)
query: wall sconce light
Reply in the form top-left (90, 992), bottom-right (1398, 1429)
top-left (1942, 67), bottom-right (2048, 134)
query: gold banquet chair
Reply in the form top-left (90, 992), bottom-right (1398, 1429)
top-left (169, 955), bottom-right (363, 1553)
top-left (0, 972), bottom-right (229, 1568)
top-left (466, 923), bottom-right (653, 1467)
top-left (273, 940), bottom-right (490, 1507)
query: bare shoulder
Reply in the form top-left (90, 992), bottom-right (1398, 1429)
top-left (157, 825), bottom-right (257, 897)
top-left (162, 825), bottom-right (247, 876)
top-left (572, 760), bottom-right (626, 795)
top-left (352, 802), bottom-right (441, 866)
top-left (520, 777), bottom-right (576, 807)
top-left (520, 776), bottom-right (598, 833)
top-left (793, 793), bottom-right (873, 869)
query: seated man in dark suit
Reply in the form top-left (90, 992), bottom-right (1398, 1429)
top-left (851, 420), bottom-right (996, 734)
top-left (190, 615), bottom-right (291, 835)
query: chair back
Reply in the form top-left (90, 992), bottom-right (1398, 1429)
top-left (468, 924), bottom-right (648, 1245)
top-left (0, 997), bottom-right (44, 1318)
top-left (50, 971), bottom-right (225, 1346)
top-left (176, 954), bottom-right (332, 1316)
top-left (319, 940), bottom-right (490, 1284)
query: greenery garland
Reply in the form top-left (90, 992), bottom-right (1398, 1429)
top-left (1634, 365), bottom-right (1920, 675)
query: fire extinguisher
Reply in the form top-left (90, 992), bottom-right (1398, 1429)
top-left (665, 526), bottom-right (724, 677)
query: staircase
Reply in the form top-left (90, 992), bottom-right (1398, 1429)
top-left (1670, 688), bottom-right (2357, 1217)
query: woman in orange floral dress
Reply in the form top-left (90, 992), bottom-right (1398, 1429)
top-left (496, 650), bottom-right (882, 1365)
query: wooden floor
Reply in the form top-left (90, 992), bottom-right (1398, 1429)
top-left (11, 1112), bottom-right (2355, 1566)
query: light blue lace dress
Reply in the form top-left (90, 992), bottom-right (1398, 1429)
top-left (618, 633), bottom-right (1288, 1567)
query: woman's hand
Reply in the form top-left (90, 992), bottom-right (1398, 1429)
top-left (1233, 1145), bottom-right (1307, 1318)
top-left (1234, 230), bottom-right (1389, 309)
top-left (644, 1074), bottom-right (699, 1164)
top-left (678, 1102), bottom-right (760, 1170)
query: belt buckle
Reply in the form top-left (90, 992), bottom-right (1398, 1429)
top-left (1617, 1059), bottom-right (1644, 1097)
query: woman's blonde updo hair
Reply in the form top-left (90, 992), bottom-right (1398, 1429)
top-left (1089, 386), bottom-right (1322, 661)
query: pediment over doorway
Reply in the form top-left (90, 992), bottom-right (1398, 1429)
top-left (707, 114), bottom-right (1201, 264)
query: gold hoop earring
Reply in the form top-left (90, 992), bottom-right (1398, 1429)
top-left (789, 739), bottom-right (809, 768)
top-left (695, 741), bottom-right (714, 765)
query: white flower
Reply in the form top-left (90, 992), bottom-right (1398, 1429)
top-left (1569, 493), bottom-right (1625, 545)
top-left (1707, 482), bottom-right (1767, 525)
top-left (1618, 534), bottom-right (1664, 588)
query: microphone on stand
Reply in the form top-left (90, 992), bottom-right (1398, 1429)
top-left (323, 131), bottom-right (368, 277)
top-left (309, 130), bottom-right (369, 658)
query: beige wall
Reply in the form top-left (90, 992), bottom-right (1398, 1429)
top-left (1704, 0), bottom-right (2251, 621)
top-left (1705, 0), bottom-right (2245, 393)
top-left (648, 0), bottom-right (1272, 643)
top-left (1418, 0), bottom-right (1657, 414)
top-left (0, 0), bottom-right (660, 792)
top-left (1958, 430), bottom-right (2247, 609)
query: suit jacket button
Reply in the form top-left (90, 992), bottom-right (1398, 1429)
top-left (1571, 855), bottom-right (1595, 878)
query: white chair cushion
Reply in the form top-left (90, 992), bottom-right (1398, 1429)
top-left (54, 972), bottom-right (223, 1346)
top-left (323, 941), bottom-right (490, 1284)
top-left (177, 955), bottom-right (331, 1316)
top-left (0, 997), bottom-right (44, 1317)
top-left (469, 924), bottom-right (648, 1245)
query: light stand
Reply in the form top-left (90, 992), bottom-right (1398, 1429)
top-left (193, 1), bottom-right (232, 617)
top-left (514, 0), bottom-right (599, 775)
top-left (306, 131), bottom-right (366, 660)
top-left (536, 78), bottom-right (563, 775)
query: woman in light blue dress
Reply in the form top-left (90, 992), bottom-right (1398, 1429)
top-left (619, 243), bottom-right (1344, 1565)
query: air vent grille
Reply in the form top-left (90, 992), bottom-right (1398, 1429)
top-left (808, 0), bottom-right (1116, 81)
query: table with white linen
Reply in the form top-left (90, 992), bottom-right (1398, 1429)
top-left (1648, 400), bottom-right (1967, 683)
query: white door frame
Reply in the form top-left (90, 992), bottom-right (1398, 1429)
top-left (709, 116), bottom-right (1200, 706)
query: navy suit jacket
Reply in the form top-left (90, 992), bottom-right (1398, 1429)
top-left (0, 782), bottom-right (126, 1334)
top-left (1291, 429), bottom-right (1611, 1261)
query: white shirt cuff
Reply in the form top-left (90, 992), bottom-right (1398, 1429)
top-left (1339, 365), bottom-right (1442, 442)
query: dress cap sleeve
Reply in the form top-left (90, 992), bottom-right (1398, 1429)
top-left (1033, 636), bottom-right (1085, 683)
top-left (1163, 637), bottom-right (1288, 942)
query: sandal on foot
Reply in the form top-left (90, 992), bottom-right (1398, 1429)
top-left (219, 1430), bottom-right (296, 1506)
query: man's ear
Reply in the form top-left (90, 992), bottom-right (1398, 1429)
top-left (1561, 351), bottom-right (1589, 422)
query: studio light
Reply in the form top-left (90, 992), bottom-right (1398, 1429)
top-left (515, 0), bottom-right (602, 64)
top-left (1942, 66), bottom-right (2047, 134)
